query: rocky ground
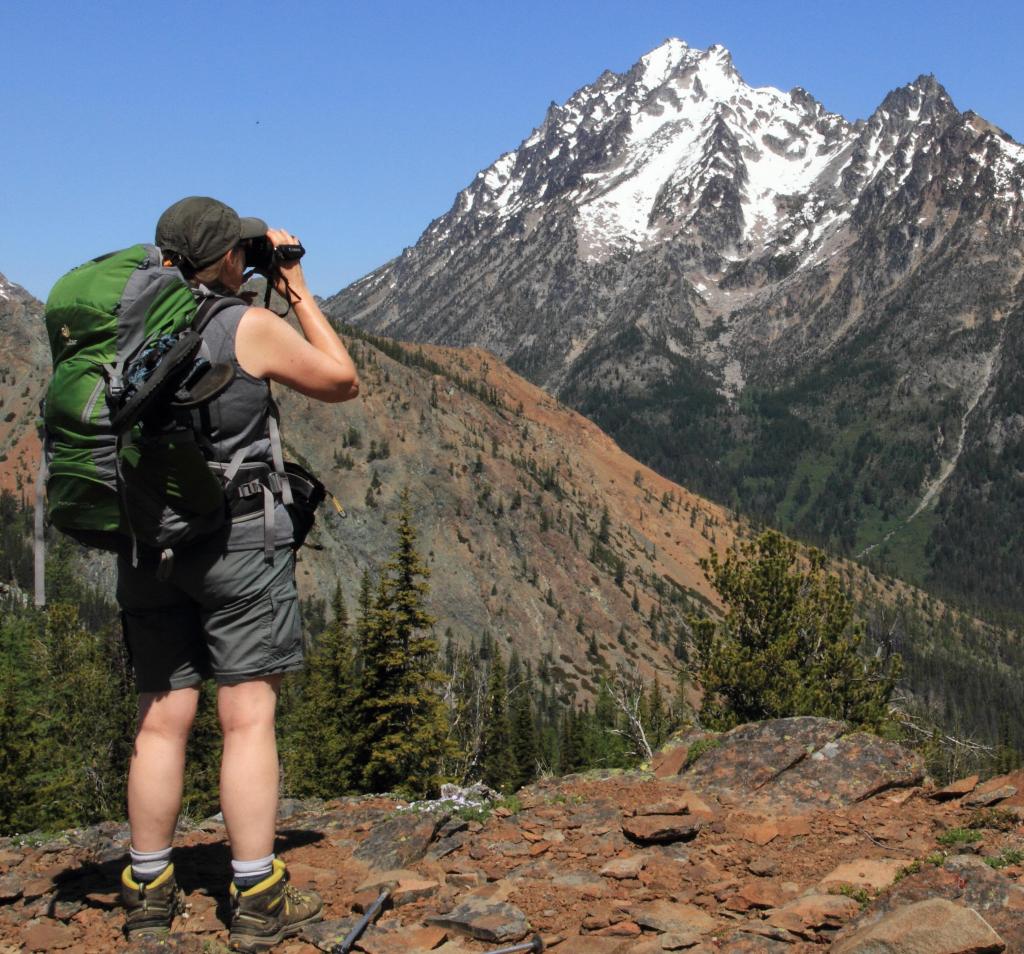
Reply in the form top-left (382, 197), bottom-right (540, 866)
top-left (2, 717), bottom-right (1023, 953)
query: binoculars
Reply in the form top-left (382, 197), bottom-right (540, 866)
top-left (241, 236), bottom-right (305, 275)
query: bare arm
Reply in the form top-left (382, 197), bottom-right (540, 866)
top-left (235, 228), bottom-right (360, 403)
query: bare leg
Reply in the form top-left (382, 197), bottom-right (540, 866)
top-left (127, 687), bottom-right (201, 852)
top-left (218, 676), bottom-right (282, 861)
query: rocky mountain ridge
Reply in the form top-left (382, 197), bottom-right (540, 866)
top-left (2, 717), bottom-right (1023, 952)
top-left (326, 39), bottom-right (1024, 620)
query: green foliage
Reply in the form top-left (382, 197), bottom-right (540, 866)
top-left (829, 884), bottom-right (872, 907)
top-left (0, 600), bottom-right (133, 833)
top-left (984, 849), bottom-right (1024, 869)
top-left (508, 654), bottom-right (538, 792)
top-left (478, 651), bottom-right (515, 791)
top-left (355, 490), bottom-right (452, 797)
top-left (936, 827), bottom-right (983, 846)
top-left (683, 736), bottom-right (722, 769)
top-left (692, 531), bottom-right (901, 731)
top-left (281, 586), bottom-right (357, 797)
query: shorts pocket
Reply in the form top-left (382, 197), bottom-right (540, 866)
top-left (266, 556), bottom-right (301, 665)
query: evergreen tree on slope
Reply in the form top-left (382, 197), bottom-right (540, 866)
top-left (357, 491), bottom-right (450, 796)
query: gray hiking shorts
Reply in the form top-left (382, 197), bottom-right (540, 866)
top-left (117, 543), bottom-right (303, 693)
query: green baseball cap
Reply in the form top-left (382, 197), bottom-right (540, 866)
top-left (155, 196), bottom-right (268, 269)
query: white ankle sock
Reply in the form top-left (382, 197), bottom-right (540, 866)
top-left (232, 853), bottom-right (275, 888)
top-left (130, 845), bottom-right (172, 884)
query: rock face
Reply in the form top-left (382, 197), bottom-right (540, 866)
top-left (3, 724), bottom-right (1023, 953)
top-left (675, 717), bottom-right (925, 811)
top-left (326, 38), bottom-right (1024, 623)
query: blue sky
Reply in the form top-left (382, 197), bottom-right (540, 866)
top-left (3, 0), bottom-right (1022, 300)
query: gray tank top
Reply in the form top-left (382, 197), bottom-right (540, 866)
top-left (199, 302), bottom-right (294, 551)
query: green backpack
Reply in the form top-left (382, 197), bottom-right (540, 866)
top-left (37, 244), bottom-right (237, 600)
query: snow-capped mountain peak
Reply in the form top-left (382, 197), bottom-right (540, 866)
top-left (425, 40), bottom-right (877, 260)
top-left (406, 38), bottom-right (1012, 281)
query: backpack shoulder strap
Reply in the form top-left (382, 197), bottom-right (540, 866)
top-left (191, 294), bottom-right (248, 334)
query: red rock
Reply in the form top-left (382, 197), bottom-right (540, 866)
top-left (766, 893), bottom-right (861, 937)
top-left (963, 784), bottom-right (1018, 808)
top-left (392, 878), bottom-right (441, 906)
top-left (743, 820), bottom-right (779, 845)
top-left (550, 938), bottom-right (624, 953)
top-left (820, 858), bottom-right (906, 892)
top-left (630, 899), bottom-right (719, 934)
top-left (179, 892), bottom-right (221, 933)
top-left (638, 793), bottom-right (715, 819)
top-left (355, 868), bottom-right (421, 893)
top-left (351, 889), bottom-right (382, 912)
top-left (286, 861), bottom-right (338, 889)
top-left (737, 880), bottom-right (793, 909)
top-left (831, 897), bottom-right (1005, 953)
top-left (21, 876), bottom-right (54, 900)
top-left (600, 853), bottom-right (647, 879)
top-left (22, 919), bottom-right (80, 951)
top-left (404, 925), bottom-right (448, 950)
top-left (528, 842), bottom-right (550, 857)
top-left (776, 815), bottom-right (812, 837)
top-left (653, 745), bottom-right (689, 778)
top-left (594, 919), bottom-right (641, 936)
top-left (622, 814), bottom-right (703, 844)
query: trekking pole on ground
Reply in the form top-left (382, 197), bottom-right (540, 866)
top-left (480, 935), bottom-right (545, 954)
top-left (331, 889), bottom-right (391, 954)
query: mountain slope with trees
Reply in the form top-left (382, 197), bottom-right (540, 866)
top-left (326, 39), bottom-right (1024, 623)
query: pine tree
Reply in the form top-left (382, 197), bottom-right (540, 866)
top-left (282, 585), bottom-right (357, 797)
top-left (509, 656), bottom-right (538, 791)
top-left (479, 651), bottom-right (515, 791)
top-left (356, 491), bottom-right (451, 797)
top-left (692, 531), bottom-right (901, 730)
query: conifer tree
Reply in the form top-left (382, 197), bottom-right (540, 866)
top-left (509, 654), bottom-right (538, 790)
top-left (692, 531), bottom-right (901, 730)
top-left (0, 612), bottom-right (43, 833)
top-left (645, 679), bottom-right (668, 751)
top-left (28, 604), bottom-right (133, 828)
top-left (479, 650), bottom-right (515, 790)
top-left (282, 585), bottom-right (357, 797)
top-left (356, 491), bottom-right (450, 796)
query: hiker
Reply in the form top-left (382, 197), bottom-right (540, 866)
top-left (117, 197), bottom-right (359, 950)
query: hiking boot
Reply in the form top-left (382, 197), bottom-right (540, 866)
top-left (120, 862), bottom-right (184, 939)
top-left (229, 858), bottom-right (323, 952)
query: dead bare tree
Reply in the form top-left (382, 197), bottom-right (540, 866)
top-left (610, 664), bottom-right (654, 763)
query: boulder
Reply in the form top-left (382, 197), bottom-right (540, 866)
top-left (682, 717), bottom-right (847, 795)
top-left (353, 811), bottom-right (447, 869)
top-left (622, 814), bottom-right (703, 844)
top-left (831, 898), bottom-right (1005, 953)
top-left (760, 731), bottom-right (924, 810)
top-left (833, 861), bottom-right (1024, 950)
top-left (679, 718), bottom-right (924, 811)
